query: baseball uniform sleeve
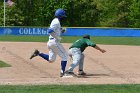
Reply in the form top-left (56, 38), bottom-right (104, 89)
top-left (86, 39), bottom-right (96, 47)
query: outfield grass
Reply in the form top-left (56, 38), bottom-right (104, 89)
top-left (0, 35), bottom-right (140, 45)
top-left (0, 60), bottom-right (11, 67)
top-left (0, 84), bottom-right (139, 93)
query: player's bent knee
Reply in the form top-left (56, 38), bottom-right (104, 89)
top-left (48, 59), bottom-right (55, 63)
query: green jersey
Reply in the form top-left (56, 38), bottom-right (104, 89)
top-left (70, 38), bottom-right (96, 52)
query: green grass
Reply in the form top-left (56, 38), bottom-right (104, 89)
top-left (0, 60), bottom-right (11, 67)
top-left (0, 35), bottom-right (140, 45)
top-left (0, 84), bottom-right (139, 93)
top-left (0, 36), bottom-right (48, 42)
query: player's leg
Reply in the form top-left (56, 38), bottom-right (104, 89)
top-left (38, 53), bottom-right (49, 61)
top-left (78, 53), bottom-right (86, 75)
top-left (56, 43), bottom-right (68, 77)
top-left (39, 48), bottom-right (57, 63)
top-left (67, 48), bottom-right (81, 73)
top-left (78, 53), bottom-right (84, 71)
top-left (30, 42), bottom-right (56, 62)
top-left (44, 42), bottom-right (58, 62)
top-left (37, 42), bottom-right (54, 62)
top-left (30, 42), bottom-right (50, 60)
top-left (30, 49), bottom-right (50, 61)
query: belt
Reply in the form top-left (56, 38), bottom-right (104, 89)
top-left (49, 38), bottom-right (54, 40)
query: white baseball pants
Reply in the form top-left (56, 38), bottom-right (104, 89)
top-left (47, 40), bottom-right (68, 62)
top-left (68, 48), bottom-right (85, 72)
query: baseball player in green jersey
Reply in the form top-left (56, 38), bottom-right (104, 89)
top-left (65, 34), bottom-right (106, 76)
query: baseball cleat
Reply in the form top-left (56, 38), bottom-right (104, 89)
top-left (65, 71), bottom-right (77, 77)
top-left (30, 49), bottom-right (40, 59)
top-left (78, 71), bottom-right (86, 75)
top-left (60, 72), bottom-right (64, 77)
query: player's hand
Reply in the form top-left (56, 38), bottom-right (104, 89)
top-left (61, 28), bottom-right (66, 33)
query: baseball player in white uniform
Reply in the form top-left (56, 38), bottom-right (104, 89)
top-left (30, 9), bottom-right (68, 77)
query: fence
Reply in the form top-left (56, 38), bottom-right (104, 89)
top-left (0, 27), bottom-right (140, 37)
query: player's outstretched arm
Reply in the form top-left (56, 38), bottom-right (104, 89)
top-left (94, 45), bottom-right (106, 53)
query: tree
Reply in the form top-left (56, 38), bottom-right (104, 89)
top-left (115, 0), bottom-right (132, 27)
top-left (0, 0), bottom-right (139, 28)
top-left (69, 0), bottom-right (99, 27)
top-left (128, 0), bottom-right (140, 28)
top-left (0, 1), bottom-right (24, 26)
top-left (94, 0), bottom-right (118, 27)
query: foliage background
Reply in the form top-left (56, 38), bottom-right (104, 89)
top-left (0, 0), bottom-right (140, 28)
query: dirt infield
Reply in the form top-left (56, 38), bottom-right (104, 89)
top-left (0, 42), bottom-right (140, 85)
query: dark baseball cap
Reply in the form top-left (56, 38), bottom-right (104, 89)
top-left (83, 34), bottom-right (90, 39)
